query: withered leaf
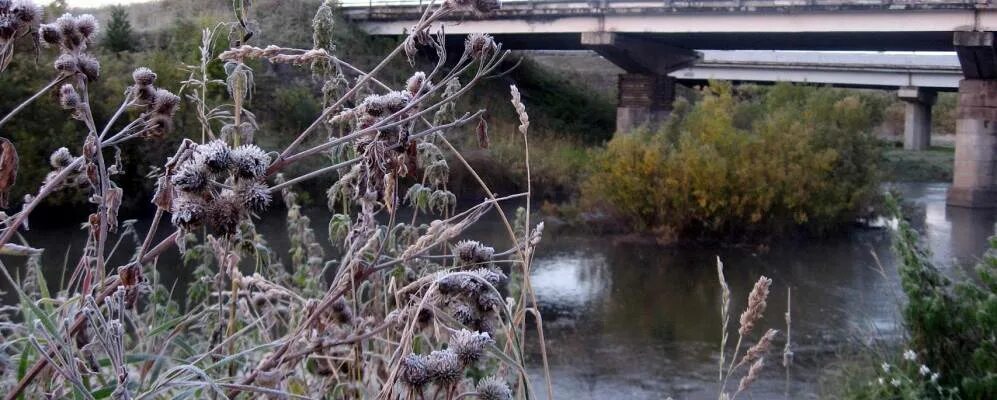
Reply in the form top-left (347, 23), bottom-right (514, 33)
top-left (0, 137), bottom-right (19, 208)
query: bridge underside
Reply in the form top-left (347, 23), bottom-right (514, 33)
top-left (351, 6), bottom-right (997, 208)
top-left (446, 31), bottom-right (957, 52)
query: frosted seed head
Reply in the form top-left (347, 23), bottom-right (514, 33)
top-left (448, 329), bottom-right (493, 366)
top-left (76, 53), bottom-right (100, 81)
top-left (131, 67), bottom-right (156, 86)
top-left (53, 53), bottom-right (76, 74)
top-left (74, 14), bottom-right (98, 39)
top-left (237, 181), bottom-right (271, 213)
top-left (11, 1), bottom-right (40, 24)
top-left (170, 195), bottom-right (206, 229)
top-left (197, 140), bottom-right (232, 173)
top-left (58, 84), bottom-right (79, 109)
top-left (230, 144), bottom-right (270, 180)
top-left (400, 354), bottom-right (430, 389)
top-left (170, 162), bottom-right (208, 193)
top-left (49, 147), bottom-right (73, 169)
top-left (39, 23), bottom-right (60, 45)
top-left (151, 88), bottom-right (180, 116)
top-left (426, 350), bottom-right (462, 387)
top-left (207, 191), bottom-right (242, 235)
top-left (476, 376), bottom-right (512, 400)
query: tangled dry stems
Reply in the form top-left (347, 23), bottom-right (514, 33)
top-left (0, 1), bottom-right (549, 399)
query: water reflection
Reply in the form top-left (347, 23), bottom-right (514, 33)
top-left (521, 183), bottom-right (995, 399)
top-left (0, 183), bottom-right (993, 399)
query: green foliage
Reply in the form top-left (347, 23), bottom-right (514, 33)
top-left (887, 196), bottom-right (997, 399)
top-left (581, 82), bottom-right (881, 239)
top-left (103, 6), bottom-right (137, 52)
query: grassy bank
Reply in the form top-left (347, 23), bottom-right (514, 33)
top-left (883, 146), bottom-right (954, 182)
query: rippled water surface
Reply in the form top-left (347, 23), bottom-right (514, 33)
top-left (3, 182), bottom-right (994, 399)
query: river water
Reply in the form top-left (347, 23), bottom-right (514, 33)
top-left (3, 182), bottom-right (994, 399)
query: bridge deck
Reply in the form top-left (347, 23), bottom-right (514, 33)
top-left (344, 0), bottom-right (997, 51)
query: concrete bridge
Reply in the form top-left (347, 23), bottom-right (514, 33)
top-left (344, 0), bottom-right (997, 208)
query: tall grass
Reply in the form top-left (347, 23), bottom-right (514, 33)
top-left (0, 1), bottom-right (552, 399)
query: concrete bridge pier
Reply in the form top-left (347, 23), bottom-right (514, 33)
top-left (898, 87), bottom-right (936, 151)
top-left (616, 74), bottom-right (675, 133)
top-left (948, 31), bottom-right (997, 208)
top-left (580, 32), bottom-right (700, 133)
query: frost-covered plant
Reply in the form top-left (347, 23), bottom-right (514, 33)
top-left (0, 0), bottom-right (550, 399)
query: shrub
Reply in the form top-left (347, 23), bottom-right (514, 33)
top-left (581, 82), bottom-right (881, 239)
top-left (888, 197), bottom-right (997, 399)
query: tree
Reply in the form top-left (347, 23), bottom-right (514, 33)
top-left (103, 6), bottom-right (136, 52)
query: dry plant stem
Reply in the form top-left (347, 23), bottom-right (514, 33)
top-left (78, 78), bottom-right (114, 284)
top-left (5, 274), bottom-right (122, 400)
top-left (268, 110), bottom-right (485, 193)
top-left (137, 208), bottom-right (164, 260)
top-left (276, 55), bottom-right (491, 170)
top-left (3, 226), bottom-right (181, 400)
top-left (269, 8), bottom-right (445, 172)
top-left (437, 136), bottom-right (549, 396)
top-left (526, 308), bottom-right (553, 400)
top-left (0, 74), bottom-right (71, 128)
top-left (783, 288), bottom-right (792, 399)
top-left (0, 156), bottom-right (84, 249)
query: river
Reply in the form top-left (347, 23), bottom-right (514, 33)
top-left (2, 182), bottom-right (994, 399)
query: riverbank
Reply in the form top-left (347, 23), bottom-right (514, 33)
top-left (882, 145), bottom-right (955, 182)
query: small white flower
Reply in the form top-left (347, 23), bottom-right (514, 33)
top-left (931, 372), bottom-right (940, 383)
top-left (877, 377), bottom-right (885, 385)
top-left (882, 362), bottom-right (891, 372)
top-left (919, 365), bottom-right (931, 376)
top-left (891, 378), bottom-right (902, 387)
top-left (903, 349), bottom-right (917, 361)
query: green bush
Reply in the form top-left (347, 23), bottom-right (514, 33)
top-left (580, 82), bottom-right (881, 239)
top-left (888, 197), bottom-right (997, 399)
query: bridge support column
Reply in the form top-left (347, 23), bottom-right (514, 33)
top-left (617, 74), bottom-right (675, 133)
top-left (581, 32), bottom-right (699, 134)
top-left (949, 32), bottom-right (997, 208)
top-left (947, 79), bottom-right (997, 208)
top-left (898, 87), bottom-right (936, 151)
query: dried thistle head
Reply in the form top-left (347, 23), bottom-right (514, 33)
top-left (454, 240), bottom-right (494, 265)
top-left (131, 67), bottom-right (157, 86)
top-left (236, 181), bottom-right (271, 213)
top-left (476, 376), bottom-right (512, 400)
top-left (230, 144), bottom-right (269, 180)
top-left (49, 147), bottom-right (73, 169)
top-left (76, 53), bottom-right (100, 81)
top-left (406, 71), bottom-right (426, 95)
top-left (151, 88), bottom-right (180, 116)
top-left (58, 84), bottom-right (79, 109)
top-left (426, 350), bottom-right (462, 387)
top-left (0, 0), bottom-right (39, 42)
top-left (207, 190), bottom-right (243, 235)
top-left (170, 162), bottom-right (208, 193)
top-left (38, 23), bottom-right (61, 46)
top-left (465, 33), bottom-right (496, 59)
top-left (448, 329), bottom-right (493, 366)
top-left (197, 140), bottom-right (232, 174)
top-left (74, 14), bottom-right (98, 39)
top-left (170, 195), bottom-right (207, 229)
top-left (400, 354), bottom-right (431, 389)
